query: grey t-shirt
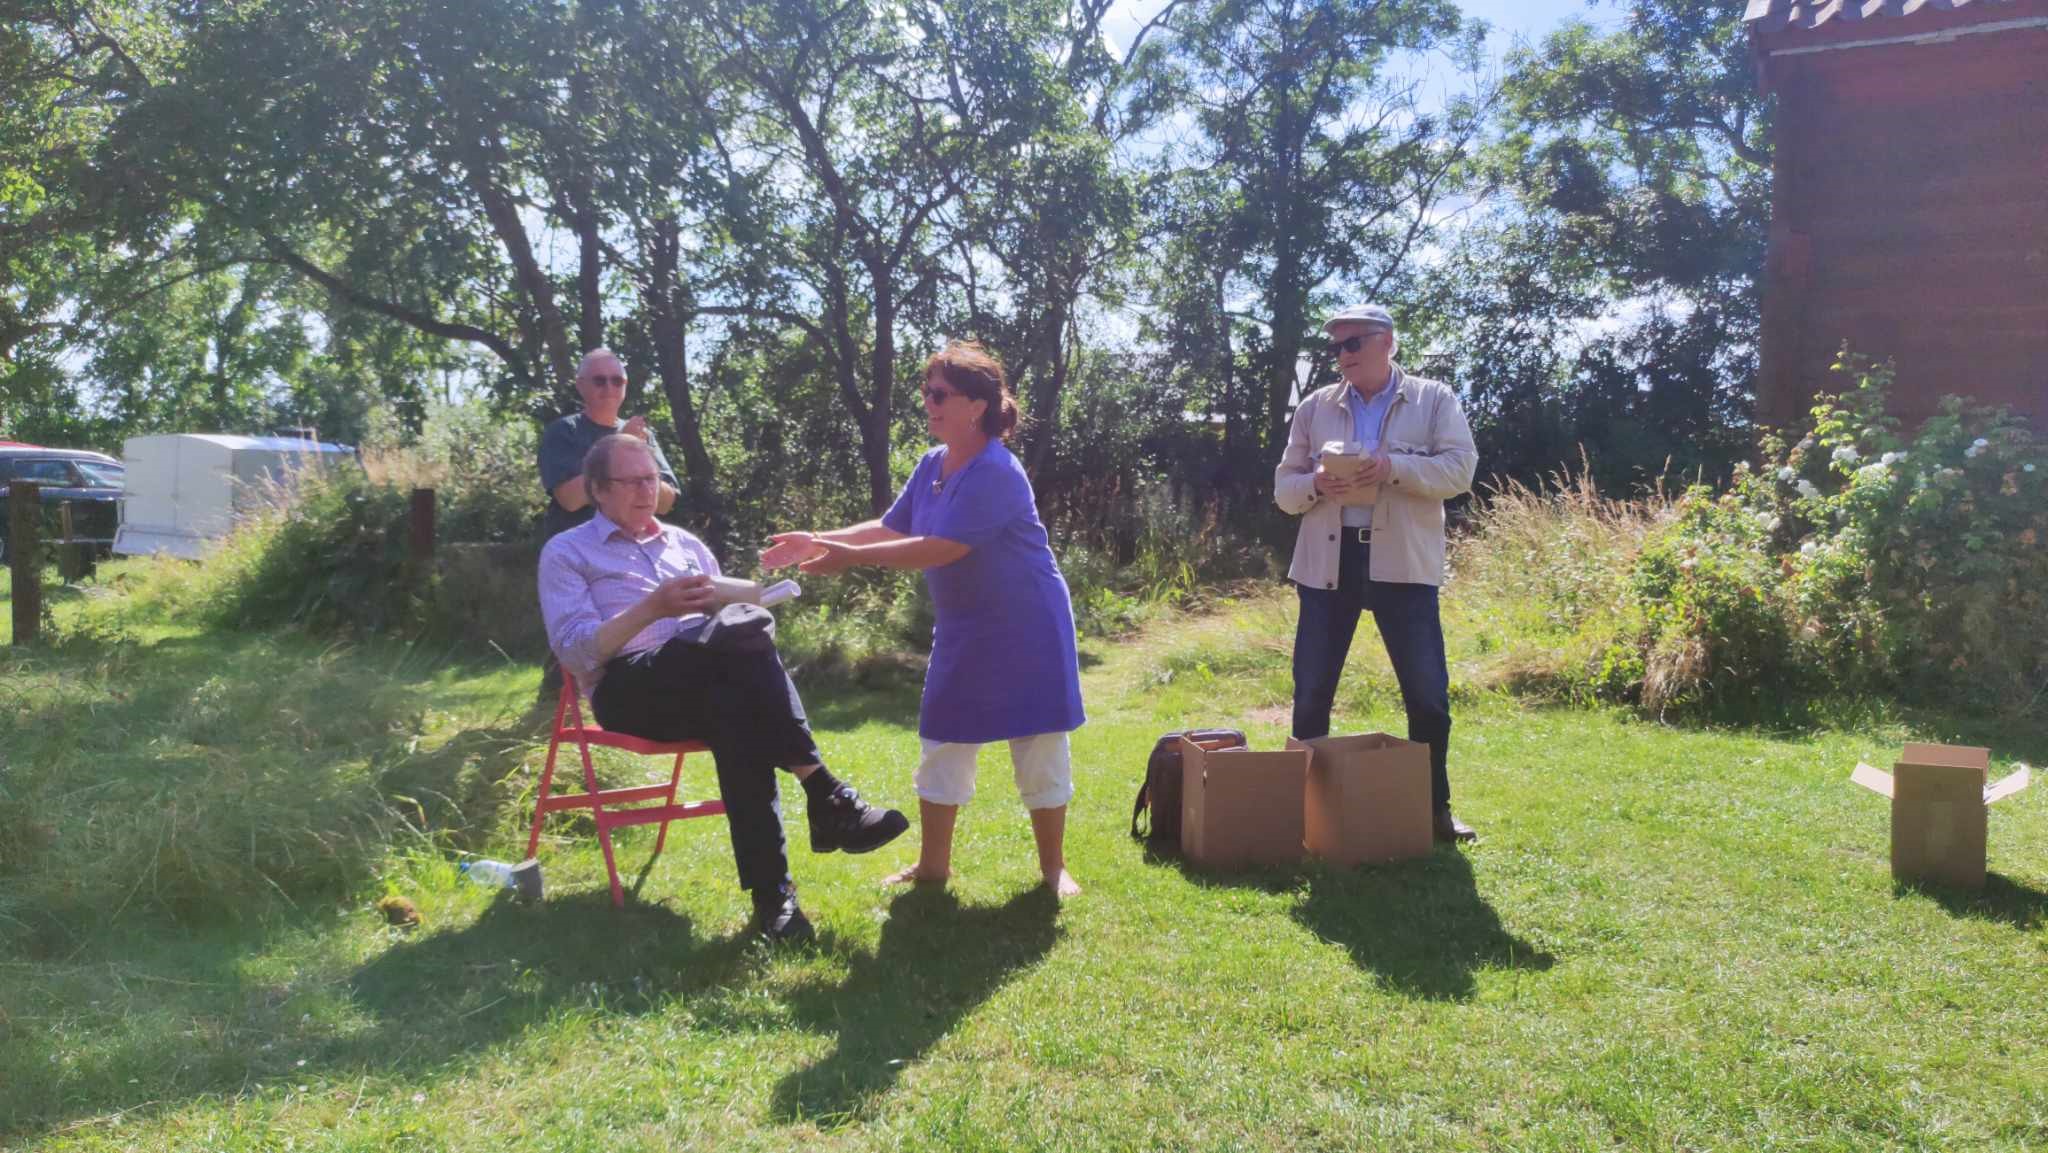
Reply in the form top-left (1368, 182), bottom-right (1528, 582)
top-left (537, 413), bottom-right (679, 538)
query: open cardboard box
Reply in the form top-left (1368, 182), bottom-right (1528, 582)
top-left (1288, 732), bottom-right (1434, 866)
top-left (1850, 743), bottom-right (2032, 889)
top-left (1179, 738), bottom-right (1308, 869)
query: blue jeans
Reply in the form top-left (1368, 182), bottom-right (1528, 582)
top-left (1291, 538), bottom-right (1453, 810)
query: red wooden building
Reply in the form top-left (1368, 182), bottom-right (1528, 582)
top-left (1747, 0), bottom-right (2048, 427)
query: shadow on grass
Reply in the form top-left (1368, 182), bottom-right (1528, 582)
top-left (1291, 851), bottom-right (1555, 1001)
top-left (0, 890), bottom-right (763, 1142)
top-left (1895, 874), bottom-right (2048, 931)
top-left (349, 889), bottom-right (758, 1030)
top-left (770, 884), bottom-right (1061, 1125)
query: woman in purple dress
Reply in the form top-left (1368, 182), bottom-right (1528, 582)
top-left (763, 342), bottom-right (1086, 896)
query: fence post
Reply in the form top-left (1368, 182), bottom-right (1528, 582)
top-left (9, 480), bottom-right (41, 645)
top-left (57, 500), bottom-right (93, 582)
top-left (408, 487), bottom-right (436, 566)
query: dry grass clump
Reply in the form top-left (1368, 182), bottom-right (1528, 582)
top-left (1449, 467), bottom-right (1674, 702)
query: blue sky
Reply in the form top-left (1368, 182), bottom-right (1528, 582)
top-left (1105, 0), bottom-right (1622, 60)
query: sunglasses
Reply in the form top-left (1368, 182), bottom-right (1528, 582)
top-left (584, 374), bottom-right (627, 389)
top-left (922, 385), bottom-right (960, 405)
top-left (1327, 334), bottom-right (1380, 355)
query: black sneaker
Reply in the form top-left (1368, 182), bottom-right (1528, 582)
top-left (750, 884), bottom-right (815, 944)
top-left (808, 784), bottom-right (909, 855)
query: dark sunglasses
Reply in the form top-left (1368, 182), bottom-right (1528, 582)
top-left (584, 374), bottom-right (626, 388)
top-left (922, 385), bottom-right (960, 404)
top-left (1327, 334), bottom-right (1375, 355)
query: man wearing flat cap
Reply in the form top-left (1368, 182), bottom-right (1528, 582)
top-left (1274, 304), bottom-right (1481, 842)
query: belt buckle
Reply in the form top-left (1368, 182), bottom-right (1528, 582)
top-left (1352, 527), bottom-right (1373, 545)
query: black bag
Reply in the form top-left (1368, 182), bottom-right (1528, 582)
top-left (690, 603), bottom-right (778, 655)
top-left (1131, 728), bottom-right (1247, 850)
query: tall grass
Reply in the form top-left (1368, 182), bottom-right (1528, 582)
top-left (1450, 469), bottom-right (1672, 702)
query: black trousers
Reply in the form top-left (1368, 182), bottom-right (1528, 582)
top-left (590, 637), bottom-right (824, 893)
top-left (1291, 538), bottom-right (1455, 810)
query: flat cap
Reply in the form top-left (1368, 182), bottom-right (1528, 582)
top-left (1320, 303), bottom-right (1395, 334)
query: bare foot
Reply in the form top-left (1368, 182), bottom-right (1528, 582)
top-left (883, 865), bottom-right (949, 887)
top-left (1045, 870), bottom-right (1081, 898)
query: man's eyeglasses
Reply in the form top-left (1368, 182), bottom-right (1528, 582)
top-left (603, 474), bottom-right (661, 492)
top-left (1327, 334), bottom-right (1378, 355)
top-left (583, 374), bottom-right (627, 389)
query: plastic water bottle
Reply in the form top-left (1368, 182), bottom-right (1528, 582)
top-left (460, 857), bottom-right (544, 900)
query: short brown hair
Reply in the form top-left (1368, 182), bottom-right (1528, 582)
top-left (582, 433), bottom-right (654, 503)
top-left (924, 341), bottom-right (1022, 440)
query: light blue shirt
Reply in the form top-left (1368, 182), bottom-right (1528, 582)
top-left (537, 511), bottom-right (720, 692)
top-left (1341, 370), bottom-right (1398, 529)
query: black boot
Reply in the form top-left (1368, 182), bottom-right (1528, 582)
top-left (750, 881), bottom-right (814, 943)
top-left (806, 777), bottom-right (909, 855)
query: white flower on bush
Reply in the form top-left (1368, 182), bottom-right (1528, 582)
top-left (1796, 479), bottom-right (1821, 500)
top-left (1832, 445), bottom-right (1861, 464)
top-left (1856, 462), bottom-right (1889, 483)
top-left (1880, 451), bottom-right (1906, 466)
top-left (1800, 541), bottom-right (1819, 557)
top-left (1938, 467), bottom-right (1961, 481)
top-left (2027, 464), bottom-right (2038, 474)
top-left (1965, 445), bottom-right (1983, 459)
top-left (1765, 516), bottom-right (1782, 532)
top-left (1777, 466), bottom-right (1797, 482)
top-left (1973, 438), bottom-right (1989, 448)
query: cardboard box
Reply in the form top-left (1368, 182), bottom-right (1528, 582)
top-left (1289, 733), bottom-right (1434, 866)
top-left (1850, 743), bottom-right (2032, 889)
top-left (1318, 441), bottom-right (1379, 508)
top-left (1179, 738), bottom-right (1308, 869)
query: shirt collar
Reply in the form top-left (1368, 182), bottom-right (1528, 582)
top-left (591, 509), bottom-right (662, 545)
top-left (1345, 363), bottom-right (1404, 407)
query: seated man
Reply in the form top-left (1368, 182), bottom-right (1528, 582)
top-left (538, 434), bottom-right (908, 941)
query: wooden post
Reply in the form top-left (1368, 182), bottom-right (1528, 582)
top-left (408, 487), bottom-right (436, 565)
top-left (57, 501), bottom-right (92, 582)
top-left (9, 480), bottom-right (41, 645)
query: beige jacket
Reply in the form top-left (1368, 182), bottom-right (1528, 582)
top-left (1274, 367), bottom-right (1478, 589)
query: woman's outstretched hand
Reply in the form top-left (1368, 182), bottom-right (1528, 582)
top-left (761, 532), bottom-right (828, 570)
top-left (798, 539), bottom-right (860, 575)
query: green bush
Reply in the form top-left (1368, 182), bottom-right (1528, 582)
top-left (1455, 355), bottom-right (2048, 721)
top-left (213, 469), bottom-right (432, 636)
top-left (365, 400), bottom-right (546, 544)
top-left (1751, 356), bottom-right (2048, 710)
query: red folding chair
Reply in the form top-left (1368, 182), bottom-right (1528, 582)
top-left (527, 672), bottom-right (725, 906)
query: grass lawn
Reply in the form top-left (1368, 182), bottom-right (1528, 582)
top-left (3, 572), bottom-right (2045, 1150)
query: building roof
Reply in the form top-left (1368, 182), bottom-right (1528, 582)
top-left (1744, 0), bottom-right (2021, 31)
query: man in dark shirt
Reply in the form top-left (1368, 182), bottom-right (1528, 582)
top-left (538, 348), bottom-right (681, 539)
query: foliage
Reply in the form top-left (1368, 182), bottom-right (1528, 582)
top-left (1426, 0), bottom-right (1771, 489)
top-left (363, 401), bottom-right (546, 545)
top-left (200, 468), bottom-right (433, 638)
top-left (1457, 358), bottom-right (2048, 721)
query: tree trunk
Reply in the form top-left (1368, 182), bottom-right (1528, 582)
top-left (462, 133), bottom-right (575, 390)
top-left (861, 281), bottom-right (899, 515)
top-left (1024, 304), bottom-right (1070, 477)
top-left (644, 218), bottom-right (722, 544)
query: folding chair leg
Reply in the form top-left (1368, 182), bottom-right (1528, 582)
top-left (527, 741), bottom-right (560, 861)
top-left (598, 821), bottom-right (627, 908)
top-left (526, 687), bottom-right (573, 860)
top-left (652, 751), bottom-right (687, 856)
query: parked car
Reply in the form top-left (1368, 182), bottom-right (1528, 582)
top-left (0, 443), bottom-right (125, 564)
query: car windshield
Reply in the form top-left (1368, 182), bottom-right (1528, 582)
top-left (73, 461), bottom-right (125, 487)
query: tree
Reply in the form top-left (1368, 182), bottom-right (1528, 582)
top-left (1143, 0), bottom-right (1485, 481)
top-left (1440, 0), bottom-right (1770, 487)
